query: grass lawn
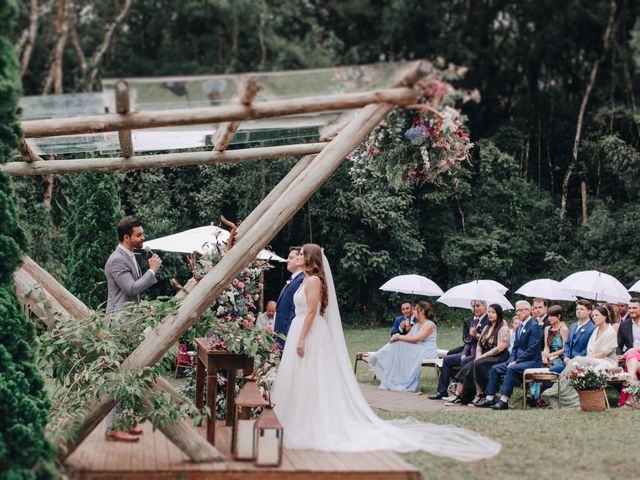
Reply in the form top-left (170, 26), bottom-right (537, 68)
top-left (344, 325), bottom-right (638, 480)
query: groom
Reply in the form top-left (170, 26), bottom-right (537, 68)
top-left (274, 247), bottom-right (304, 347)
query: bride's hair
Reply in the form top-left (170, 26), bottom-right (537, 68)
top-left (301, 243), bottom-right (328, 315)
top-left (415, 300), bottom-right (436, 324)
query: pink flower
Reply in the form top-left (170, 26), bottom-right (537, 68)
top-left (242, 319), bottom-right (250, 327)
top-left (237, 281), bottom-right (245, 289)
top-left (258, 283), bottom-right (264, 291)
top-left (254, 294), bottom-right (260, 301)
top-left (243, 293), bottom-right (251, 299)
top-left (246, 301), bottom-right (254, 308)
top-left (232, 278), bottom-right (241, 288)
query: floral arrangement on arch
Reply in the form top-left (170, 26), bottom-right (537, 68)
top-left (348, 58), bottom-right (480, 189)
top-left (184, 243), bottom-right (281, 406)
top-left (567, 364), bottom-right (611, 391)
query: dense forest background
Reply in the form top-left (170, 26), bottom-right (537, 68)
top-left (9, 0), bottom-right (640, 323)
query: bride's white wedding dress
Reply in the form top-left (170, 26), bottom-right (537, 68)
top-left (271, 255), bottom-right (501, 462)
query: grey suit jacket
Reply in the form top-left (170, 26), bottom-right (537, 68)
top-left (105, 247), bottom-right (157, 315)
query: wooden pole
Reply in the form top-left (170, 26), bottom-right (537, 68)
top-left (213, 76), bottom-right (261, 152)
top-left (236, 154), bottom-right (316, 238)
top-left (115, 79), bottom-right (133, 157)
top-left (53, 60), bottom-right (429, 460)
top-left (18, 139), bottom-right (42, 162)
top-left (1, 142), bottom-right (328, 177)
top-left (13, 269), bottom-right (66, 328)
top-left (20, 255), bottom-right (91, 319)
top-left (21, 87), bottom-right (418, 138)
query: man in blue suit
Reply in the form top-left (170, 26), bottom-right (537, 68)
top-left (550, 299), bottom-right (595, 373)
top-left (477, 300), bottom-right (542, 410)
top-left (274, 247), bottom-right (304, 347)
top-left (389, 300), bottom-right (415, 337)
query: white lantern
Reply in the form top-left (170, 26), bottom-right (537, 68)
top-left (253, 405), bottom-right (283, 467)
top-left (232, 378), bottom-right (269, 460)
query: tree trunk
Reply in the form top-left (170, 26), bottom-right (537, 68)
top-left (560, 0), bottom-right (618, 221)
top-left (581, 180), bottom-right (589, 225)
top-left (20, 0), bottom-right (39, 78)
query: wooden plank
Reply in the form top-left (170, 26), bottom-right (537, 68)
top-left (1, 142), bottom-right (328, 176)
top-left (21, 87), bottom-right (418, 138)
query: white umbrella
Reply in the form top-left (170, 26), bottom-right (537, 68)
top-left (145, 225), bottom-right (287, 262)
top-left (379, 274), bottom-right (444, 296)
top-left (437, 280), bottom-right (514, 310)
top-left (515, 279), bottom-right (576, 301)
top-left (628, 280), bottom-right (640, 294)
top-left (560, 270), bottom-right (631, 304)
top-left (477, 279), bottom-right (509, 295)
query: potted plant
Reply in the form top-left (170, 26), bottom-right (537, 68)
top-left (567, 364), bottom-right (611, 412)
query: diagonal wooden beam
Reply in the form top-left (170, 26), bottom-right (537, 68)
top-left (1, 142), bottom-right (328, 176)
top-left (115, 79), bottom-right (133, 157)
top-left (18, 139), bottom-right (42, 162)
top-left (212, 75), bottom-right (261, 152)
top-left (54, 60), bottom-right (430, 461)
top-left (21, 87), bottom-right (418, 138)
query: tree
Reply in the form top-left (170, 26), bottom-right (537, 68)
top-left (0, 0), bottom-right (55, 476)
top-left (64, 172), bottom-right (123, 308)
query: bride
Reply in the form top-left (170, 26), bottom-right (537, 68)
top-left (271, 243), bottom-right (501, 462)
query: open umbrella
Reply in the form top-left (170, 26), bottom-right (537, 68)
top-left (515, 279), bottom-right (575, 301)
top-left (145, 225), bottom-right (286, 262)
top-left (560, 270), bottom-right (630, 304)
top-left (628, 279), bottom-right (640, 294)
top-left (437, 280), bottom-right (514, 310)
top-left (477, 279), bottom-right (509, 295)
top-left (379, 274), bottom-right (444, 297)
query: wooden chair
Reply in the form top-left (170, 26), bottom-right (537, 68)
top-left (174, 343), bottom-right (196, 378)
top-left (523, 368), bottom-right (560, 409)
top-left (354, 349), bottom-right (448, 382)
top-left (604, 366), bottom-right (626, 409)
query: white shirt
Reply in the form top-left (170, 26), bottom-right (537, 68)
top-left (632, 319), bottom-right (640, 349)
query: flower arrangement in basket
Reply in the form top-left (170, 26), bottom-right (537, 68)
top-left (567, 363), bottom-right (611, 412)
top-left (623, 378), bottom-right (640, 408)
top-left (348, 58), bottom-right (480, 190)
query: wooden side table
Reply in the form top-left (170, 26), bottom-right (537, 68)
top-left (194, 338), bottom-right (253, 445)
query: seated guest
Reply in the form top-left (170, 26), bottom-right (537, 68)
top-left (476, 300), bottom-right (542, 410)
top-left (549, 299), bottom-right (596, 374)
top-left (428, 300), bottom-right (488, 400)
top-left (443, 304), bottom-right (510, 405)
top-left (529, 305), bottom-right (569, 404)
top-left (256, 300), bottom-right (277, 333)
top-left (602, 302), bottom-right (620, 333)
top-left (369, 301), bottom-right (438, 392)
top-left (618, 302), bottom-right (630, 323)
top-left (532, 297), bottom-right (550, 350)
top-left (509, 315), bottom-right (521, 353)
top-left (541, 305), bottom-right (618, 408)
top-left (389, 300), bottom-right (415, 338)
top-left (618, 298), bottom-right (640, 380)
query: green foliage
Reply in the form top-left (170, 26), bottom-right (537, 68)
top-left (0, 1), bottom-right (55, 475)
top-left (40, 299), bottom-right (204, 445)
top-left (64, 173), bottom-right (123, 308)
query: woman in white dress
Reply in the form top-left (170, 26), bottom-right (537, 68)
top-left (541, 305), bottom-right (618, 408)
top-left (270, 243), bottom-right (501, 461)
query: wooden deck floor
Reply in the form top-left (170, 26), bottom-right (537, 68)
top-left (65, 419), bottom-right (421, 480)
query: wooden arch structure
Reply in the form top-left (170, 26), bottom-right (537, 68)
top-left (9, 60), bottom-right (431, 465)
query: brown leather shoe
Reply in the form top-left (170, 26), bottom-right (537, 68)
top-left (105, 430), bottom-right (140, 442)
top-left (128, 427), bottom-right (143, 435)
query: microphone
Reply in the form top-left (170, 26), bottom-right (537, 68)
top-left (143, 245), bottom-right (154, 259)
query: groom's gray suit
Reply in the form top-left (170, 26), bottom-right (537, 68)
top-left (105, 246), bottom-right (157, 315)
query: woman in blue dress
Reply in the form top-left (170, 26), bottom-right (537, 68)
top-left (368, 300), bottom-right (438, 392)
